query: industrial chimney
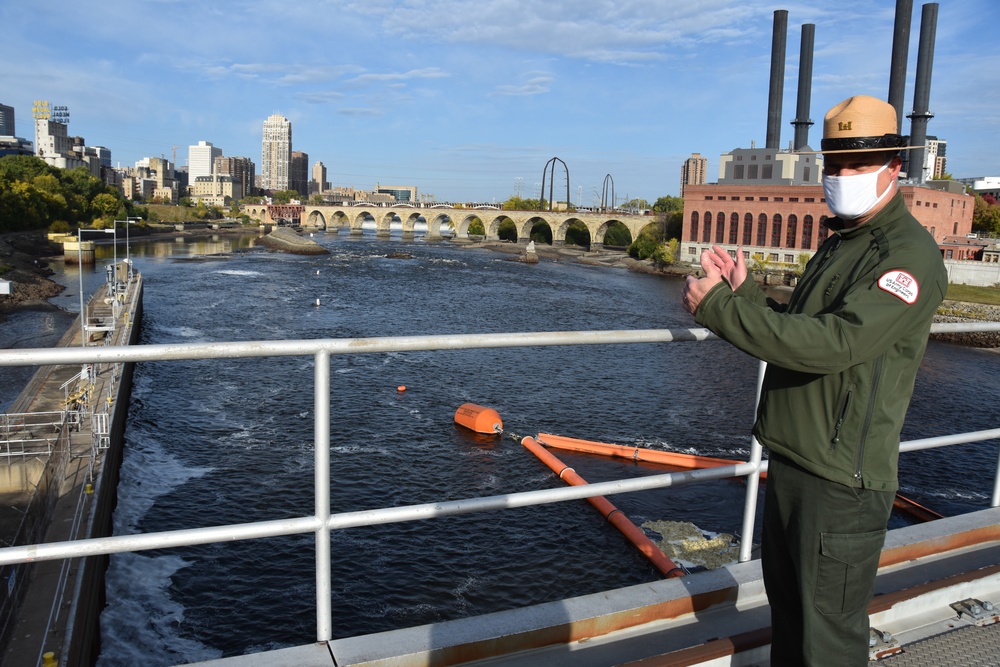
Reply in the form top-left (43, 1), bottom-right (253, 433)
top-left (765, 10), bottom-right (788, 150)
top-left (887, 0), bottom-right (913, 132)
top-left (907, 2), bottom-right (938, 183)
top-left (791, 23), bottom-right (815, 151)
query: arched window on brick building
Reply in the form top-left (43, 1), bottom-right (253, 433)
top-left (715, 212), bottom-right (726, 244)
top-left (690, 212), bottom-right (699, 242)
top-left (729, 212), bottom-right (739, 244)
top-left (786, 215), bottom-right (798, 248)
top-left (771, 214), bottom-right (782, 247)
top-left (818, 216), bottom-right (830, 244)
top-left (801, 215), bottom-right (813, 249)
top-left (757, 213), bottom-right (767, 247)
top-left (743, 213), bottom-right (753, 246)
top-left (702, 212), bottom-right (712, 243)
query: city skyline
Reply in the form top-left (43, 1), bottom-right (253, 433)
top-left (1, 1), bottom-right (996, 204)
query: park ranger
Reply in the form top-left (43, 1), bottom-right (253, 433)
top-left (681, 95), bottom-right (947, 665)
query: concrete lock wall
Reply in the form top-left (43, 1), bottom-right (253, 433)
top-left (944, 259), bottom-right (1000, 286)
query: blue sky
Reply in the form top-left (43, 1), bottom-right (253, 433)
top-left (2, 0), bottom-right (996, 204)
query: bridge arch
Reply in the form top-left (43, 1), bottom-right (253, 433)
top-left (305, 209), bottom-right (327, 230)
top-left (553, 217), bottom-right (589, 247)
top-left (423, 211), bottom-right (451, 239)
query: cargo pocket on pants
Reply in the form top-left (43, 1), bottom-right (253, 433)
top-left (814, 529), bottom-right (886, 615)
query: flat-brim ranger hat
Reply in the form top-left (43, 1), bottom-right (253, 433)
top-left (814, 95), bottom-right (925, 154)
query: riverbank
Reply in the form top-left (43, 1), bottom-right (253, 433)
top-left (0, 232), bottom-right (66, 319)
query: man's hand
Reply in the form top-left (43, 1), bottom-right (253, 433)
top-left (682, 248), bottom-right (725, 315)
top-left (703, 245), bottom-right (748, 290)
top-left (682, 246), bottom-right (748, 315)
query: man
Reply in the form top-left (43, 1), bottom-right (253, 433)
top-left (681, 95), bottom-right (947, 665)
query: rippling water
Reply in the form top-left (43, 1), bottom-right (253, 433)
top-left (7, 232), bottom-right (995, 665)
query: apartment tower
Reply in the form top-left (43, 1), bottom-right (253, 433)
top-left (261, 114), bottom-right (292, 192)
top-left (680, 153), bottom-right (707, 197)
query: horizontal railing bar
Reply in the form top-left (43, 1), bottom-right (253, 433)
top-left (2, 322), bottom-right (995, 369)
top-left (0, 463), bottom-right (758, 567)
top-left (1, 425), bottom-right (997, 567)
top-left (899, 428), bottom-right (1000, 452)
top-left (929, 322), bottom-right (1000, 333)
top-left (0, 329), bottom-right (718, 367)
top-left (0, 516), bottom-right (321, 565)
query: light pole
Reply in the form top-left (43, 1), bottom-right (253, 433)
top-left (122, 216), bottom-right (141, 280)
top-left (77, 228), bottom-right (85, 349)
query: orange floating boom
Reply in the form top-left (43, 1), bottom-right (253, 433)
top-left (539, 433), bottom-right (940, 523)
top-left (538, 433), bottom-right (762, 477)
top-left (520, 436), bottom-right (685, 578)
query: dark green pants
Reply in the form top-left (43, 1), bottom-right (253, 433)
top-left (762, 455), bottom-right (894, 666)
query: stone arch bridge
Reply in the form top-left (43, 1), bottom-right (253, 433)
top-left (242, 204), bottom-right (659, 249)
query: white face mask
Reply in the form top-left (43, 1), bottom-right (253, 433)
top-left (822, 160), bottom-right (893, 220)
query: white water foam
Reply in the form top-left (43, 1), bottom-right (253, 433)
top-left (213, 269), bottom-right (263, 277)
top-left (98, 433), bottom-right (216, 664)
top-left (97, 553), bottom-right (222, 667)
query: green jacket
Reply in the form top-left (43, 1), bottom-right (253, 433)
top-left (695, 193), bottom-right (947, 491)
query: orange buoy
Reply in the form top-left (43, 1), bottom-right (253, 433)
top-left (454, 403), bottom-right (503, 435)
top-left (397, 385), bottom-right (407, 392)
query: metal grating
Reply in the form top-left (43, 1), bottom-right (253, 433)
top-left (879, 623), bottom-right (1000, 666)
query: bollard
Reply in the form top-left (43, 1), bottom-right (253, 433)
top-left (42, 652), bottom-right (57, 667)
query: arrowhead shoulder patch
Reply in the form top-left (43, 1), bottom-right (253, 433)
top-left (877, 270), bottom-right (919, 304)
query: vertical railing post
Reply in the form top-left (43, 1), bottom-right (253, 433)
top-left (738, 360), bottom-right (768, 563)
top-left (992, 444), bottom-right (1000, 508)
top-left (314, 350), bottom-right (332, 641)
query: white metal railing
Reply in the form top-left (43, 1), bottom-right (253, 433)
top-left (0, 322), bottom-right (998, 643)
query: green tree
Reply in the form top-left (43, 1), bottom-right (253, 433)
top-left (497, 219), bottom-right (517, 241)
top-left (972, 194), bottom-right (1000, 237)
top-left (564, 220), bottom-right (590, 248)
top-left (271, 190), bottom-right (299, 204)
top-left (92, 192), bottom-right (121, 219)
top-left (529, 223), bottom-right (552, 244)
top-left (652, 195), bottom-right (683, 215)
top-left (466, 217), bottom-right (485, 235)
top-left (503, 196), bottom-right (541, 211)
top-left (603, 221), bottom-right (632, 247)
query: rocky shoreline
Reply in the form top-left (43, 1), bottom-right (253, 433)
top-left (3, 231), bottom-right (999, 347)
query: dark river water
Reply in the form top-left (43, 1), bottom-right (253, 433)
top-left (2, 231), bottom-right (998, 665)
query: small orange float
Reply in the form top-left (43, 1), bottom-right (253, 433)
top-left (454, 403), bottom-right (503, 435)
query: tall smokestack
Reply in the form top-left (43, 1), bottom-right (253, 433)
top-left (907, 2), bottom-right (938, 183)
top-left (791, 23), bottom-right (815, 151)
top-left (766, 10), bottom-right (788, 150)
top-left (888, 0), bottom-right (913, 132)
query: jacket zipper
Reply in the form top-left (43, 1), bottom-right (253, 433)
top-left (854, 353), bottom-right (885, 484)
top-left (831, 387), bottom-right (852, 448)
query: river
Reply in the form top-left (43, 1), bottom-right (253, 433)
top-left (2, 231), bottom-right (998, 665)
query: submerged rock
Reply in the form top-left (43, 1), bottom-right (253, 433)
top-left (255, 227), bottom-right (330, 255)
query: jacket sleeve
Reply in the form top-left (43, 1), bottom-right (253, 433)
top-left (694, 261), bottom-right (945, 374)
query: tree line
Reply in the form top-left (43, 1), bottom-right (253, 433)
top-left (0, 155), bottom-right (147, 233)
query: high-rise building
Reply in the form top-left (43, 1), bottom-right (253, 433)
top-left (215, 156), bottom-right (256, 200)
top-left (0, 103), bottom-right (14, 136)
top-left (289, 151), bottom-right (309, 197)
top-left (680, 153), bottom-right (708, 196)
top-left (189, 141), bottom-right (222, 182)
top-left (926, 137), bottom-right (947, 181)
top-left (311, 161), bottom-right (328, 195)
top-left (261, 114), bottom-right (292, 192)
